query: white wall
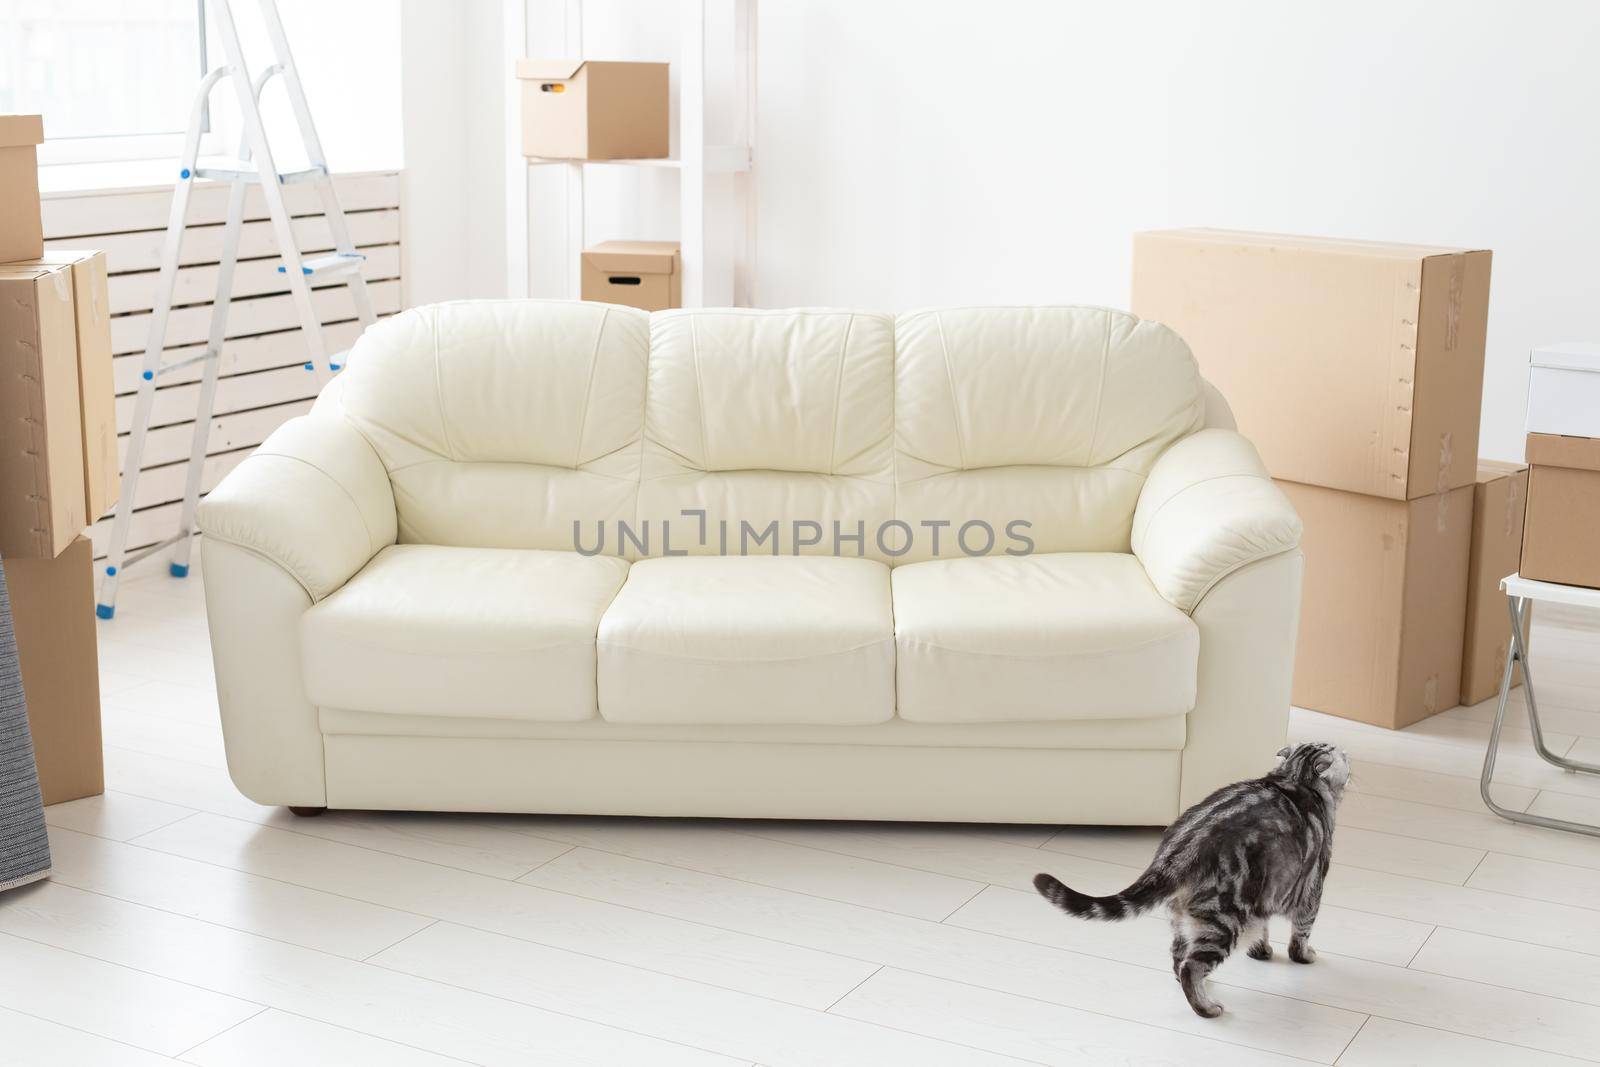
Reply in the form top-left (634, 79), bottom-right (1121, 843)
top-left (399, 0), bottom-right (505, 306)
top-left (749, 0), bottom-right (1600, 463)
top-left (210, 0), bottom-right (403, 173)
top-left (451, 0), bottom-right (1600, 463)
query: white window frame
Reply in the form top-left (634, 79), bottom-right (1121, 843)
top-left (31, 0), bottom-right (222, 167)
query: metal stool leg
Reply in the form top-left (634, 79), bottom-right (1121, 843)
top-left (1481, 594), bottom-right (1600, 837)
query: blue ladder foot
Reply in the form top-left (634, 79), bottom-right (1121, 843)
top-left (95, 604), bottom-right (115, 620)
top-left (169, 562), bottom-right (190, 578)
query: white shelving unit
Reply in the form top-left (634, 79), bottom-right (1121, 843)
top-left (503, 0), bottom-right (757, 307)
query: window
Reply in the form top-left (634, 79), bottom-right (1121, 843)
top-left (0, 0), bottom-right (211, 163)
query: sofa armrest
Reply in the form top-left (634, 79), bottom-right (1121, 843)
top-left (197, 415), bottom-right (396, 601)
top-left (1132, 429), bottom-right (1302, 614)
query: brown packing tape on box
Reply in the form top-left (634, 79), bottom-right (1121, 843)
top-left (0, 260), bottom-right (88, 559)
top-left (1131, 228), bottom-right (1491, 501)
top-left (1460, 461), bottom-right (1529, 705)
top-left (2, 536), bottom-right (104, 805)
top-left (1279, 478), bottom-right (1473, 729)
top-left (1521, 433), bottom-right (1600, 590)
top-left (0, 114), bottom-right (44, 263)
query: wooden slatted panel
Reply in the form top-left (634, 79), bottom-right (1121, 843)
top-left (42, 170), bottom-right (405, 564)
top-left (110, 278), bottom-right (403, 354)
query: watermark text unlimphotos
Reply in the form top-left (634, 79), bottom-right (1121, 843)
top-left (574, 510), bottom-right (1034, 557)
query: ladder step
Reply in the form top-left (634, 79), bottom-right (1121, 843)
top-left (278, 252), bottom-right (365, 277)
top-left (190, 159), bottom-right (327, 185)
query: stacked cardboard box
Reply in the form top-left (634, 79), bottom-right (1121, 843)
top-left (1521, 345), bottom-right (1600, 591)
top-left (0, 115), bottom-right (110, 804)
top-left (1461, 461), bottom-right (1530, 705)
top-left (582, 241), bottom-right (681, 311)
top-left (1133, 229), bottom-right (1495, 728)
top-left (517, 60), bottom-right (669, 160)
top-left (0, 115), bottom-right (43, 262)
top-left (3, 538), bottom-right (104, 804)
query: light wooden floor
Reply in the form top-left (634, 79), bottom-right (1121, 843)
top-left (7, 556), bottom-right (1600, 1065)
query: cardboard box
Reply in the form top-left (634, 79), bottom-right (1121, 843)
top-left (2, 536), bottom-right (103, 805)
top-left (517, 60), bottom-right (669, 160)
top-left (1526, 342), bottom-right (1600, 438)
top-left (0, 115), bottom-right (44, 263)
top-left (30, 251), bottom-right (118, 521)
top-left (581, 241), bottom-right (681, 311)
top-left (1521, 432), bottom-right (1600, 590)
top-left (1279, 479), bottom-right (1473, 729)
top-left (1460, 461), bottom-right (1530, 705)
top-left (0, 259), bottom-right (88, 559)
top-left (1132, 229), bottom-right (1492, 501)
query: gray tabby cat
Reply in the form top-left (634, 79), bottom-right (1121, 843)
top-left (1034, 741), bottom-right (1350, 1018)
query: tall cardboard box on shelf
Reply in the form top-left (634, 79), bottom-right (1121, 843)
top-left (1132, 229), bottom-right (1492, 500)
top-left (0, 259), bottom-right (87, 559)
top-left (0, 115), bottom-right (44, 263)
top-left (1134, 229), bottom-right (1493, 728)
top-left (2, 537), bottom-right (104, 805)
top-left (1279, 480), bottom-right (1474, 729)
top-left (1521, 433), bottom-right (1600, 590)
top-left (582, 241), bottom-right (681, 311)
top-left (517, 60), bottom-right (669, 160)
top-left (1460, 461), bottom-right (1530, 705)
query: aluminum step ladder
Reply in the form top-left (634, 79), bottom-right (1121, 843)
top-left (95, 0), bottom-right (376, 619)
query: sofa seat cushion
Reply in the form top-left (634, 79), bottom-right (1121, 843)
top-left (300, 544), bottom-right (628, 721)
top-left (597, 555), bottom-right (895, 725)
top-left (892, 552), bottom-right (1199, 723)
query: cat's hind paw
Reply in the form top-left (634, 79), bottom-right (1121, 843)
top-left (1246, 939), bottom-right (1273, 961)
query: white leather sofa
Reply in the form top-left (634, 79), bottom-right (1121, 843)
top-left (197, 302), bottom-right (1303, 824)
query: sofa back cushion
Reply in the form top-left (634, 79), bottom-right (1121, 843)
top-left (338, 301), bottom-right (648, 550)
top-left (334, 302), bottom-right (1201, 561)
top-left (894, 307), bottom-right (1203, 562)
top-left (637, 309), bottom-right (896, 559)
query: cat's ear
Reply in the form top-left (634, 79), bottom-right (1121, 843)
top-left (1275, 746), bottom-right (1292, 759)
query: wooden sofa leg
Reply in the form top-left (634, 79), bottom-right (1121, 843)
top-left (288, 805), bottom-right (327, 818)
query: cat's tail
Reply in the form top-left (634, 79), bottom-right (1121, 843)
top-left (1032, 869), bottom-right (1171, 921)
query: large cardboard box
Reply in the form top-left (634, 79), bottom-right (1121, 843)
top-left (0, 259), bottom-right (87, 559)
top-left (1132, 229), bottom-right (1492, 500)
top-left (1460, 461), bottom-right (1530, 705)
top-left (1279, 479), bottom-right (1473, 729)
top-left (30, 251), bottom-right (118, 521)
top-left (2, 536), bottom-right (104, 805)
top-left (582, 241), bottom-right (681, 311)
top-left (0, 115), bottom-right (44, 263)
top-left (1526, 342), bottom-right (1600, 438)
top-left (1521, 433), bottom-right (1600, 590)
top-left (517, 60), bottom-right (669, 160)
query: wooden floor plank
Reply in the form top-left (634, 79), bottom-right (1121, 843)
top-left (521, 847), bottom-right (1365, 1061)
top-left (132, 812), bottom-right (877, 1010)
top-left (181, 1009), bottom-right (477, 1067)
top-left (1335, 1016), bottom-right (1590, 1066)
top-left (0, 924), bottom-right (260, 1057)
top-left (0, 1005), bottom-right (191, 1067)
top-left (0, 881), bottom-right (739, 1067)
top-left (46, 826), bottom-right (433, 960)
top-left (948, 884), bottom-right (1600, 1061)
top-left (375, 920), bottom-right (1031, 1067)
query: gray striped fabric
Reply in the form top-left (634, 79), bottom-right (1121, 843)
top-left (0, 557), bottom-right (49, 892)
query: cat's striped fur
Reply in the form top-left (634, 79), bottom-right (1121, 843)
top-left (1034, 742), bottom-right (1350, 1018)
